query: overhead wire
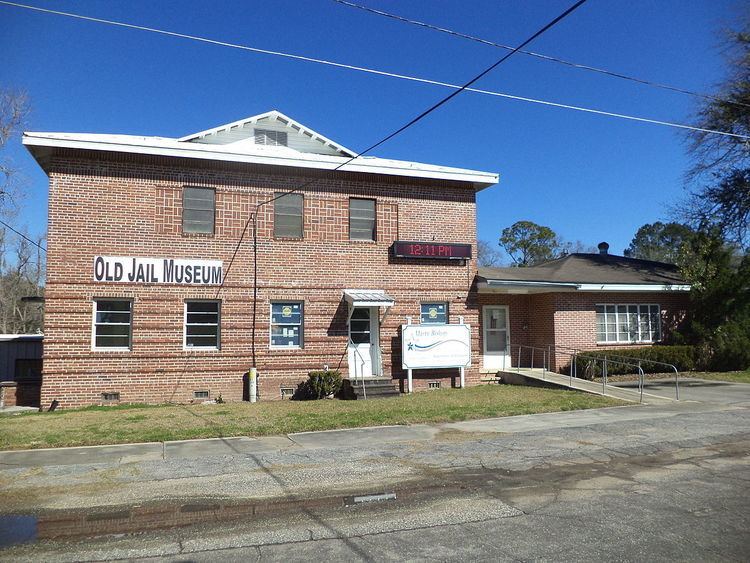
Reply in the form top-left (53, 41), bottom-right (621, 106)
top-left (0, 1), bottom-right (747, 140)
top-left (218, 0), bottom-right (588, 365)
top-left (332, 0), bottom-right (750, 110)
top-left (0, 219), bottom-right (46, 252)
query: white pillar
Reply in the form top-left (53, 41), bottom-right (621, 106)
top-left (407, 368), bottom-right (413, 394)
top-left (460, 366), bottom-right (465, 389)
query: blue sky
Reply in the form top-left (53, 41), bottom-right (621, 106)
top-left (2, 0), bottom-right (743, 257)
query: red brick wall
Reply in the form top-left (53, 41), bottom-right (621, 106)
top-left (42, 154), bottom-right (480, 407)
top-left (479, 291), bottom-right (690, 372)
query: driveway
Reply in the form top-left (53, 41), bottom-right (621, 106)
top-left (613, 377), bottom-right (750, 406)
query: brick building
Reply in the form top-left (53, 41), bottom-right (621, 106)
top-left (24, 111), bottom-right (497, 407)
top-left (24, 112), bottom-right (690, 408)
top-left (476, 247), bottom-right (690, 372)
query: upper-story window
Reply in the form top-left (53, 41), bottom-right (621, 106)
top-left (349, 198), bottom-right (376, 241)
top-left (274, 192), bottom-right (304, 238)
top-left (183, 187), bottom-right (215, 234)
top-left (255, 129), bottom-right (288, 147)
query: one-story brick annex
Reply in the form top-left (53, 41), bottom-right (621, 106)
top-left (23, 111), bottom-right (690, 408)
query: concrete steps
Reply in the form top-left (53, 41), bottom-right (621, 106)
top-left (346, 378), bottom-right (401, 399)
top-left (498, 368), bottom-right (676, 405)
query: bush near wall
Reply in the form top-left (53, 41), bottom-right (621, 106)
top-left (561, 345), bottom-right (697, 377)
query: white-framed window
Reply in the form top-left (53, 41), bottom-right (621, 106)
top-left (92, 299), bottom-right (132, 350)
top-left (596, 304), bottom-right (661, 344)
top-left (420, 302), bottom-right (448, 324)
top-left (183, 187), bottom-right (216, 234)
top-left (270, 301), bottom-right (303, 348)
top-left (184, 300), bottom-right (220, 349)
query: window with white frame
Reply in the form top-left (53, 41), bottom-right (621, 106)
top-left (420, 302), bottom-right (448, 324)
top-left (184, 301), bottom-right (220, 349)
top-left (270, 302), bottom-right (303, 348)
top-left (596, 304), bottom-right (661, 343)
top-left (93, 299), bottom-right (132, 350)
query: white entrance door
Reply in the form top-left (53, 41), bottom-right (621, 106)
top-left (482, 305), bottom-right (510, 370)
top-left (348, 307), bottom-right (380, 379)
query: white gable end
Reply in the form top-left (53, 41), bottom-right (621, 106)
top-left (180, 110), bottom-right (355, 157)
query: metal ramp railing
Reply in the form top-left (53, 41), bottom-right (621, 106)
top-left (500, 344), bottom-right (680, 403)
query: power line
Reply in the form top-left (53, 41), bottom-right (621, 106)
top-left (0, 219), bottom-right (46, 252)
top-left (1, 1), bottom-right (747, 140)
top-left (216, 0), bottom-right (588, 365)
top-left (332, 0), bottom-right (750, 110)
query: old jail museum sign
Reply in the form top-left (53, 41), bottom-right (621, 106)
top-left (93, 256), bottom-right (223, 285)
top-left (401, 324), bottom-right (472, 370)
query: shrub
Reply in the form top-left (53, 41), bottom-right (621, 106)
top-left (561, 345), bottom-right (698, 376)
top-left (707, 316), bottom-right (750, 371)
top-left (307, 370), bottom-right (343, 399)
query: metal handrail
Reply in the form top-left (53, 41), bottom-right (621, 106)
top-left (506, 343), bottom-right (647, 403)
top-left (552, 344), bottom-right (680, 400)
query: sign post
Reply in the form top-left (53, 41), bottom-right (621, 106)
top-left (401, 322), bottom-right (471, 392)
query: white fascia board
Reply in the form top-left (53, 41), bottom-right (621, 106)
top-left (478, 280), bottom-right (691, 293)
top-left (576, 283), bottom-right (691, 292)
top-left (23, 133), bottom-right (498, 187)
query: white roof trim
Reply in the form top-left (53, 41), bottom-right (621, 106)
top-left (23, 132), bottom-right (498, 188)
top-left (576, 283), bottom-right (691, 292)
top-left (478, 281), bottom-right (690, 294)
top-left (179, 110), bottom-right (357, 157)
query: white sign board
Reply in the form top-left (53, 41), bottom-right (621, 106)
top-left (401, 324), bottom-right (471, 370)
top-left (93, 256), bottom-right (223, 285)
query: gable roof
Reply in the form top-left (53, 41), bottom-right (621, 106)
top-left (478, 253), bottom-right (689, 293)
top-left (23, 111), bottom-right (499, 189)
top-left (179, 110), bottom-right (357, 157)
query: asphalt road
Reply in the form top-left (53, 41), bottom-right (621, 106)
top-left (1, 378), bottom-right (749, 562)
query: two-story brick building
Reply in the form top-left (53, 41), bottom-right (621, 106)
top-left (24, 111), bottom-right (691, 408)
top-left (24, 111), bottom-right (497, 407)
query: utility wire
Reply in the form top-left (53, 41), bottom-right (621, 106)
top-left (0, 219), bottom-right (46, 252)
top-left (333, 0), bottom-right (750, 110)
top-left (1, 1), bottom-right (747, 141)
top-left (217, 0), bottom-right (588, 365)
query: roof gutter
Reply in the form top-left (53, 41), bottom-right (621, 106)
top-left (479, 280), bottom-right (691, 294)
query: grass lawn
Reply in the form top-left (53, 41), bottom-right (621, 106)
top-left (0, 385), bottom-right (623, 450)
top-left (683, 370), bottom-right (750, 384)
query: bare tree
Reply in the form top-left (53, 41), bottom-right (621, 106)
top-left (0, 89), bottom-right (29, 217)
top-left (0, 229), bottom-right (45, 333)
top-left (477, 239), bottom-right (504, 267)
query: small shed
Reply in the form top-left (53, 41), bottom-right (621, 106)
top-left (0, 334), bottom-right (43, 407)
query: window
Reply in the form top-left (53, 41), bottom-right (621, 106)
top-left (270, 302), bottom-right (303, 348)
top-left (349, 198), bottom-right (376, 241)
top-left (255, 128), bottom-right (288, 147)
top-left (596, 304), bottom-right (661, 343)
top-left (421, 302), bottom-right (448, 324)
top-left (183, 187), bottom-right (215, 234)
top-left (184, 301), bottom-right (220, 349)
top-left (274, 192), bottom-right (303, 238)
top-left (93, 299), bottom-right (132, 350)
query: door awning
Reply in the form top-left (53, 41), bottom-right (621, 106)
top-left (343, 289), bottom-right (395, 308)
